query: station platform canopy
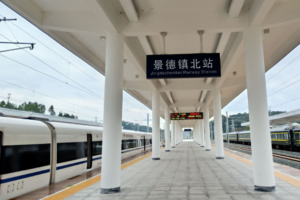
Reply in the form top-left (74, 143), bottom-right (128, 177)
top-left (3, 0), bottom-right (300, 128)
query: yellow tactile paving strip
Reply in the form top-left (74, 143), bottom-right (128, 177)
top-left (42, 152), bottom-right (154, 200)
top-left (212, 146), bottom-right (300, 189)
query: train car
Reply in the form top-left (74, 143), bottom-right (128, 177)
top-left (47, 122), bottom-right (102, 183)
top-left (237, 131), bottom-right (251, 144)
top-left (0, 118), bottom-right (52, 200)
top-left (121, 130), bottom-right (152, 159)
top-left (293, 129), bottom-right (300, 151)
top-left (223, 132), bottom-right (238, 143)
top-left (270, 127), bottom-right (291, 150)
top-left (223, 133), bottom-right (228, 142)
top-left (0, 117), bottom-right (153, 200)
top-left (229, 132), bottom-right (238, 143)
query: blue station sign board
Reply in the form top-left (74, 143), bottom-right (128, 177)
top-left (147, 53), bottom-right (221, 79)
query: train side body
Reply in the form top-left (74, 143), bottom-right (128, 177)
top-left (0, 118), bottom-right (51, 200)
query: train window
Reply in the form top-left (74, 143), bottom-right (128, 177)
top-left (93, 141), bottom-right (102, 156)
top-left (295, 133), bottom-right (300, 140)
top-left (125, 140), bottom-right (137, 149)
top-left (57, 142), bottom-right (85, 163)
top-left (0, 143), bottom-right (50, 175)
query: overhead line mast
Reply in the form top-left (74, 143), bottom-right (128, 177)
top-left (0, 17), bottom-right (35, 53)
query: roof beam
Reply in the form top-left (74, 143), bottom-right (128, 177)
top-left (228, 0), bottom-right (245, 18)
top-left (262, 0), bottom-right (300, 29)
top-left (221, 77), bottom-right (246, 89)
top-left (215, 32), bottom-right (243, 89)
top-left (169, 101), bottom-right (204, 108)
top-left (119, 0), bottom-right (139, 22)
top-left (137, 36), bottom-right (172, 104)
top-left (42, 11), bottom-right (107, 35)
top-left (250, 0), bottom-right (276, 26)
top-left (123, 81), bottom-right (151, 91)
top-left (200, 32), bottom-right (231, 108)
top-left (159, 81), bottom-right (215, 92)
top-left (121, 10), bottom-right (248, 36)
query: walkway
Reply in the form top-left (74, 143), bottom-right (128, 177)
top-left (48, 141), bottom-right (300, 200)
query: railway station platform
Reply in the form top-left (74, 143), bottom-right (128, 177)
top-left (40, 140), bottom-right (300, 200)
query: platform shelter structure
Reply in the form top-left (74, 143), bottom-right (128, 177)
top-left (4, 0), bottom-right (300, 194)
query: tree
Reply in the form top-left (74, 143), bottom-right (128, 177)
top-left (58, 112), bottom-right (78, 119)
top-left (18, 101), bottom-right (46, 114)
top-left (48, 105), bottom-right (56, 115)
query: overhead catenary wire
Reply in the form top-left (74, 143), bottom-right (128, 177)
top-left (1, 14), bottom-right (154, 124)
top-left (266, 45), bottom-right (300, 83)
top-left (0, 34), bottom-right (104, 99)
top-left (4, 20), bottom-right (104, 86)
top-left (0, 79), bottom-right (100, 113)
top-left (0, 54), bottom-right (102, 99)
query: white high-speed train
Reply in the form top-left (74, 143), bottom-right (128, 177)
top-left (0, 117), bottom-right (152, 200)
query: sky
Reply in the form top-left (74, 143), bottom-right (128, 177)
top-left (0, 3), bottom-right (163, 128)
top-left (1, 2), bottom-right (300, 127)
top-left (222, 44), bottom-right (300, 119)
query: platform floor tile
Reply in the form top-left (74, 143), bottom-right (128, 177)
top-left (63, 141), bottom-right (300, 200)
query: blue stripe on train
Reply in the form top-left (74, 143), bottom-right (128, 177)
top-left (56, 160), bottom-right (87, 170)
top-left (0, 169), bottom-right (50, 184)
top-left (0, 146), bottom-right (151, 184)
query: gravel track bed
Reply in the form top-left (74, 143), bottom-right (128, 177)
top-left (223, 142), bottom-right (300, 170)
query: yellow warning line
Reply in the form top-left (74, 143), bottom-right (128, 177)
top-left (42, 152), bottom-right (153, 200)
top-left (213, 146), bottom-right (300, 189)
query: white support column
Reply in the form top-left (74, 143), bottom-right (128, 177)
top-left (195, 122), bottom-right (199, 144)
top-left (204, 105), bottom-right (211, 151)
top-left (197, 121), bottom-right (200, 145)
top-left (200, 120), bottom-right (205, 147)
top-left (171, 120), bottom-right (175, 148)
top-left (152, 90), bottom-right (160, 160)
top-left (244, 27), bottom-right (275, 192)
top-left (165, 107), bottom-right (171, 152)
top-left (176, 121), bottom-right (179, 145)
top-left (101, 32), bottom-right (124, 194)
top-left (213, 89), bottom-right (225, 159)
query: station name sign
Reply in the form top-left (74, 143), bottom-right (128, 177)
top-left (147, 53), bottom-right (220, 79)
top-left (171, 112), bottom-right (203, 120)
top-left (184, 129), bottom-right (192, 132)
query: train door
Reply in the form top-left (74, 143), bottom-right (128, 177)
top-left (143, 136), bottom-right (146, 152)
top-left (289, 129), bottom-right (295, 151)
top-left (0, 131), bottom-right (2, 187)
top-left (87, 134), bottom-right (93, 169)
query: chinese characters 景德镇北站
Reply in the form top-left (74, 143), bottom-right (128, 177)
top-left (166, 59), bottom-right (176, 70)
top-left (154, 60), bottom-right (163, 70)
top-left (203, 58), bottom-right (213, 68)
top-left (178, 59), bottom-right (188, 69)
top-left (190, 59), bottom-right (201, 69)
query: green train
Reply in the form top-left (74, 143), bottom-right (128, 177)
top-left (223, 127), bottom-right (300, 151)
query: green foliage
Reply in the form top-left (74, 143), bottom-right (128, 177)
top-left (245, 126), bottom-right (250, 131)
top-left (121, 120), bottom-right (164, 134)
top-left (58, 112), bottom-right (78, 119)
top-left (0, 100), bottom-right (46, 114)
top-left (217, 111), bottom-right (285, 133)
top-left (48, 105), bottom-right (56, 115)
top-left (18, 102), bottom-right (46, 113)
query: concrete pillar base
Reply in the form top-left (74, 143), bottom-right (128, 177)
top-left (152, 158), bottom-right (160, 160)
top-left (254, 186), bottom-right (275, 192)
top-left (216, 157), bottom-right (224, 159)
top-left (101, 187), bottom-right (120, 194)
top-left (165, 150), bottom-right (170, 152)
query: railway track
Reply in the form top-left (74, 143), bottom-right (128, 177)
top-left (224, 143), bottom-right (300, 163)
